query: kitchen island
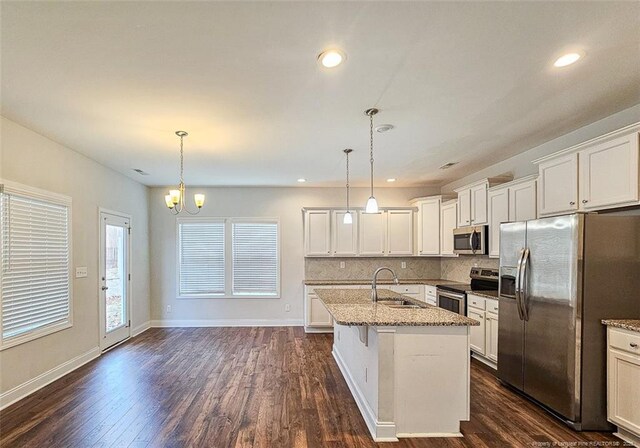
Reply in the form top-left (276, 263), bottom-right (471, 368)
top-left (315, 288), bottom-right (478, 442)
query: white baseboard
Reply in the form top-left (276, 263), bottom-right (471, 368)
top-left (615, 428), bottom-right (640, 447)
top-left (150, 318), bottom-right (304, 328)
top-left (0, 346), bottom-right (100, 411)
top-left (131, 321), bottom-right (151, 337)
top-left (471, 352), bottom-right (497, 370)
top-left (332, 346), bottom-right (398, 442)
top-left (304, 327), bottom-right (334, 334)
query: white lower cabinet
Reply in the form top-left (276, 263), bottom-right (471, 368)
top-left (425, 285), bottom-right (437, 306)
top-left (467, 294), bottom-right (498, 367)
top-left (607, 327), bottom-right (640, 445)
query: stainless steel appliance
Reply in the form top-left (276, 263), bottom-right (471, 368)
top-left (437, 267), bottom-right (498, 315)
top-left (498, 213), bottom-right (640, 431)
top-left (453, 225), bottom-right (488, 255)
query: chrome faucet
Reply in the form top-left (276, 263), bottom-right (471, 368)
top-left (371, 267), bottom-right (399, 303)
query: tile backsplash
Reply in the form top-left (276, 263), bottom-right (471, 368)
top-left (305, 255), bottom-right (499, 283)
top-left (440, 256), bottom-right (499, 282)
top-left (305, 257), bottom-right (441, 281)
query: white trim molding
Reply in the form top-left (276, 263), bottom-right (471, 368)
top-left (150, 319), bottom-right (303, 328)
top-left (0, 346), bottom-right (100, 411)
top-left (131, 321), bottom-right (151, 337)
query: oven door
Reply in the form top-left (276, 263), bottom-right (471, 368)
top-left (453, 226), bottom-right (487, 255)
top-left (437, 290), bottom-right (467, 315)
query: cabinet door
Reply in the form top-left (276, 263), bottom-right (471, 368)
top-left (307, 291), bottom-right (333, 327)
top-left (358, 211), bottom-right (386, 255)
top-left (387, 210), bottom-right (414, 255)
top-left (457, 189), bottom-right (471, 227)
top-left (538, 153), bottom-right (578, 216)
top-left (418, 199), bottom-right (440, 255)
top-left (468, 309), bottom-right (486, 355)
top-left (486, 312), bottom-right (499, 363)
top-left (608, 349), bottom-right (640, 434)
top-left (440, 201), bottom-right (457, 255)
top-left (488, 188), bottom-right (509, 258)
top-left (305, 210), bottom-right (331, 256)
top-left (509, 180), bottom-right (537, 222)
top-left (332, 211), bottom-right (357, 256)
top-left (580, 133), bottom-right (639, 210)
top-left (470, 183), bottom-right (488, 225)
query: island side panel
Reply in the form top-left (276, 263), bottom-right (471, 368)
top-left (394, 325), bottom-right (471, 437)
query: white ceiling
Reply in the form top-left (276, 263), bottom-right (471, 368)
top-left (2, 1), bottom-right (639, 187)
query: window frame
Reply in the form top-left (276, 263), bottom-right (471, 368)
top-left (176, 217), bottom-right (281, 299)
top-left (0, 179), bottom-right (74, 350)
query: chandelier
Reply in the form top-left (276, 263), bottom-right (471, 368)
top-left (164, 131), bottom-right (205, 215)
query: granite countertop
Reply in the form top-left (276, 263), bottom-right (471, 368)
top-left (602, 319), bottom-right (640, 333)
top-left (466, 290), bottom-right (499, 300)
top-left (304, 278), bottom-right (460, 286)
top-left (314, 288), bottom-right (479, 327)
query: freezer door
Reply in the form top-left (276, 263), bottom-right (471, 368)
top-left (497, 222), bottom-right (526, 390)
top-left (523, 214), bottom-right (582, 422)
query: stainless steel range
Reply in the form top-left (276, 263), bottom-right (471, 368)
top-left (436, 267), bottom-right (498, 315)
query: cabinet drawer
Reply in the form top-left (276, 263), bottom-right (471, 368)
top-left (391, 284), bottom-right (422, 295)
top-left (486, 298), bottom-right (499, 314)
top-left (468, 295), bottom-right (486, 311)
top-left (425, 285), bottom-right (437, 296)
top-left (609, 328), bottom-right (640, 355)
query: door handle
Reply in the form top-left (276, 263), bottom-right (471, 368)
top-left (519, 248), bottom-right (530, 321)
top-left (515, 249), bottom-right (525, 320)
top-left (101, 286), bottom-right (109, 291)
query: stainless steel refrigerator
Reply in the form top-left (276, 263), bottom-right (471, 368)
top-left (498, 213), bottom-right (640, 431)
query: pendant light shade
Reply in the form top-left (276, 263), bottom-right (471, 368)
top-left (342, 148), bottom-right (354, 224)
top-left (364, 108), bottom-right (379, 213)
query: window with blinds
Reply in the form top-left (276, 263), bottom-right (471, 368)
top-left (0, 182), bottom-right (72, 348)
top-left (177, 218), bottom-right (280, 298)
top-left (232, 222), bottom-right (279, 296)
top-left (178, 221), bottom-right (225, 296)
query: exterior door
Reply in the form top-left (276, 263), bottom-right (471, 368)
top-left (99, 211), bottom-right (131, 350)
top-left (523, 214), bottom-right (582, 421)
top-left (497, 221), bottom-right (526, 390)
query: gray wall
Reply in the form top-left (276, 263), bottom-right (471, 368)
top-left (0, 117), bottom-right (151, 394)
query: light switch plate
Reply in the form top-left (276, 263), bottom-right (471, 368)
top-left (75, 266), bottom-right (88, 278)
top-left (340, 261), bottom-right (346, 269)
top-left (401, 262), bottom-right (407, 269)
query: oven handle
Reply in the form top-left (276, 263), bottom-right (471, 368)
top-left (515, 248), bottom-right (525, 321)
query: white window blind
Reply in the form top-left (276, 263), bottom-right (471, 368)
top-left (232, 222), bottom-right (279, 295)
top-left (178, 221), bottom-right (225, 296)
top-left (1, 186), bottom-right (72, 346)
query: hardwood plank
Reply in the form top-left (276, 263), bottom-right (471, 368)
top-left (0, 327), bottom-right (623, 448)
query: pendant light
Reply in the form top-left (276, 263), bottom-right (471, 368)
top-left (364, 108), bottom-right (379, 213)
top-left (343, 148), bottom-right (353, 224)
top-left (164, 131), bottom-right (205, 215)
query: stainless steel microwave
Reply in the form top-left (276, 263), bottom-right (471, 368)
top-left (453, 225), bottom-right (488, 255)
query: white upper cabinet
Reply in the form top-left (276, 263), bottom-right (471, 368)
top-left (536, 128), bottom-right (640, 216)
top-left (386, 209), bottom-right (414, 255)
top-left (457, 189), bottom-right (471, 227)
top-left (440, 200), bottom-right (457, 256)
top-left (579, 132), bottom-right (639, 210)
top-left (414, 197), bottom-right (442, 256)
top-left (537, 153), bottom-right (579, 217)
top-left (358, 211), bottom-right (387, 256)
top-left (332, 211), bottom-right (358, 256)
top-left (304, 210), bottom-right (331, 256)
top-left (508, 177), bottom-right (537, 222)
top-left (488, 187), bottom-right (509, 258)
top-left (455, 177), bottom-right (512, 227)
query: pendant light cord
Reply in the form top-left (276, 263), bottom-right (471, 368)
top-left (346, 150), bottom-right (350, 211)
top-left (369, 112), bottom-right (374, 196)
top-left (179, 134), bottom-right (185, 185)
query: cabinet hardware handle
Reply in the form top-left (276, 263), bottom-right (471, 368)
top-left (569, 201), bottom-right (575, 205)
top-left (631, 342), bottom-right (638, 348)
top-left (582, 200), bottom-right (588, 204)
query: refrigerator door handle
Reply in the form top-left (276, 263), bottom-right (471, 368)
top-left (520, 248), bottom-right (531, 321)
top-left (515, 248), bottom-right (525, 320)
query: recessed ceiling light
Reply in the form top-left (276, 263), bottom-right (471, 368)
top-left (297, 178), bottom-right (307, 183)
top-left (318, 49), bottom-right (345, 68)
top-left (375, 124), bottom-right (394, 133)
top-left (386, 178), bottom-right (397, 183)
top-left (553, 52), bottom-right (583, 68)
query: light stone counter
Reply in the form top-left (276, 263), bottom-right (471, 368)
top-left (314, 288), bottom-right (478, 327)
top-left (602, 319), bottom-right (640, 333)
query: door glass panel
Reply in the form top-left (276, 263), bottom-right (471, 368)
top-left (106, 224), bottom-right (125, 332)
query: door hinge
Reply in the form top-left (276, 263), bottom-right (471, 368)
top-left (128, 320), bottom-right (130, 328)
top-left (128, 227), bottom-right (131, 234)
top-left (128, 273), bottom-right (131, 281)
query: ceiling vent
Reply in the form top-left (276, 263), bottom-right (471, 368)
top-left (133, 168), bottom-right (149, 175)
top-left (439, 162), bottom-right (458, 170)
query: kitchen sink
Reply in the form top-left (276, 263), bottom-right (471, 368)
top-left (377, 298), bottom-right (427, 309)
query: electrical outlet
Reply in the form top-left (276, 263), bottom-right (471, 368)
top-left (340, 261), bottom-right (345, 269)
top-left (401, 262), bottom-right (406, 269)
top-left (166, 305), bottom-right (172, 313)
top-left (285, 304), bottom-right (291, 312)
top-left (75, 266), bottom-right (88, 278)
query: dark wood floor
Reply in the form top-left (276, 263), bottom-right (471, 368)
top-left (0, 327), bottom-right (624, 448)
